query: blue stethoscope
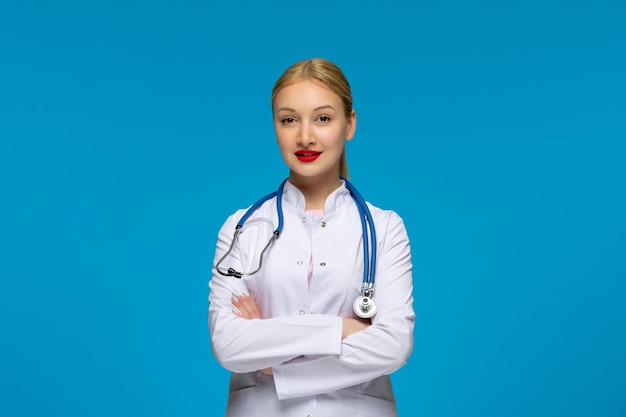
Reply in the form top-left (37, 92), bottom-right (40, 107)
top-left (216, 177), bottom-right (379, 318)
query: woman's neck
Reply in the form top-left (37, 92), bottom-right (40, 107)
top-left (289, 173), bottom-right (342, 211)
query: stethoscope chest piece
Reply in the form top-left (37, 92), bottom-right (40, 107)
top-left (353, 295), bottom-right (378, 319)
top-left (218, 177), bottom-right (380, 319)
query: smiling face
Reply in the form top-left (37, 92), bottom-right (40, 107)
top-left (273, 80), bottom-right (356, 188)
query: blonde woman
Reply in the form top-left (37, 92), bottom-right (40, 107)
top-left (209, 58), bottom-right (415, 417)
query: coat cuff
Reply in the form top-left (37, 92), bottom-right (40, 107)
top-left (272, 316), bottom-right (342, 399)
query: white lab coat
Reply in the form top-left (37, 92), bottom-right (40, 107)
top-left (208, 180), bottom-right (415, 417)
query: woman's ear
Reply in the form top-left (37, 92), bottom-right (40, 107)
top-left (346, 109), bottom-right (357, 141)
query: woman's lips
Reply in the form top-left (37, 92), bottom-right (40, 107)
top-left (295, 150), bottom-right (322, 162)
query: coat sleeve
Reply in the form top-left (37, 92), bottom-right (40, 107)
top-left (271, 211), bottom-right (415, 400)
top-left (208, 212), bottom-right (343, 374)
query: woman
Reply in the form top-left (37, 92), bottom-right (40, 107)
top-left (208, 58), bottom-right (415, 416)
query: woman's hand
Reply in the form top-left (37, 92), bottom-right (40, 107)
top-left (231, 294), bottom-right (272, 374)
top-left (341, 317), bottom-right (371, 339)
top-left (231, 294), bottom-right (370, 368)
top-left (231, 293), bottom-right (262, 320)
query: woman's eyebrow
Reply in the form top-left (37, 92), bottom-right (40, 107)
top-left (313, 105), bottom-right (335, 112)
top-left (275, 105), bottom-right (336, 113)
top-left (275, 107), bottom-right (296, 113)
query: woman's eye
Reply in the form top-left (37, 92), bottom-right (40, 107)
top-left (281, 117), bottom-right (296, 124)
top-left (317, 115), bottom-right (331, 123)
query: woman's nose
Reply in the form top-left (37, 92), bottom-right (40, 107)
top-left (297, 122), bottom-right (316, 146)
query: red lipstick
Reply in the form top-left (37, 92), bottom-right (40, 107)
top-left (295, 150), bottom-right (322, 162)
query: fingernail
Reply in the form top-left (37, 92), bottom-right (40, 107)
top-left (231, 295), bottom-right (239, 303)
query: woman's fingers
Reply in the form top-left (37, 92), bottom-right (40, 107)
top-left (341, 317), bottom-right (371, 339)
top-left (238, 294), bottom-right (258, 318)
top-left (236, 295), bottom-right (260, 319)
top-left (232, 294), bottom-right (262, 319)
top-left (232, 295), bottom-right (251, 318)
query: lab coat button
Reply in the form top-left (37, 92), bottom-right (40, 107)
top-left (302, 217), bottom-right (307, 223)
top-left (299, 310), bottom-right (306, 315)
top-left (297, 260), bottom-right (303, 265)
top-left (320, 262), bottom-right (326, 267)
top-left (320, 221), bottom-right (326, 228)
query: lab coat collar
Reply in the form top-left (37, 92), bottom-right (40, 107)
top-left (282, 179), bottom-right (352, 214)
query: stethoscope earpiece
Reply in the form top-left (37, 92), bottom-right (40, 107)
top-left (217, 177), bottom-right (379, 318)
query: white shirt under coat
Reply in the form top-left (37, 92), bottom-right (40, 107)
top-left (208, 180), bottom-right (415, 417)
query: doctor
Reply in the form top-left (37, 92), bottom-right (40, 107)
top-left (208, 57), bottom-right (415, 417)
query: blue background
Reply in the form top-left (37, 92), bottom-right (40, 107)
top-left (1, 1), bottom-right (625, 416)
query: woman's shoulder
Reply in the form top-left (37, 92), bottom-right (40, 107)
top-left (218, 197), bottom-right (278, 231)
top-left (365, 202), bottom-right (409, 237)
top-left (366, 201), bottom-right (405, 223)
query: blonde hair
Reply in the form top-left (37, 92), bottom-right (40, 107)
top-left (271, 58), bottom-right (353, 179)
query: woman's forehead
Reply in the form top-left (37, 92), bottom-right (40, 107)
top-left (273, 80), bottom-right (342, 110)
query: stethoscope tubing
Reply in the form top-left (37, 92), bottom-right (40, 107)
top-left (342, 177), bottom-right (377, 289)
top-left (236, 178), bottom-right (288, 235)
top-left (216, 178), bottom-right (378, 317)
